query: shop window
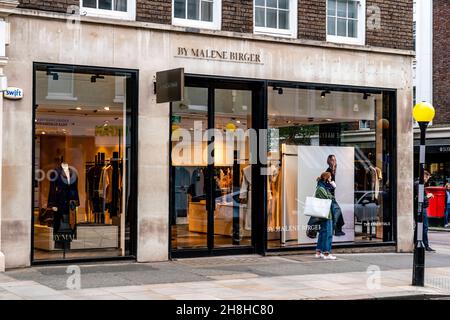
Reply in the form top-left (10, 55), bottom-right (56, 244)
top-left (81, 0), bottom-right (136, 20)
top-left (326, 0), bottom-right (365, 45)
top-left (254, 0), bottom-right (297, 38)
top-left (172, 0), bottom-right (222, 30)
top-left (267, 87), bottom-right (394, 249)
top-left (359, 120), bottom-right (370, 130)
top-left (33, 63), bottom-right (137, 262)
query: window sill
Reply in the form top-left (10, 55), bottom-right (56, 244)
top-left (81, 7), bottom-right (136, 21)
top-left (327, 35), bottom-right (365, 46)
top-left (46, 95), bottom-right (78, 101)
top-left (172, 18), bottom-right (221, 31)
top-left (254, 27), bottom-right (297, 39)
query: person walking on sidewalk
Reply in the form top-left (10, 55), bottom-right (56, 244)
top-left (414, 171), bottom-right (435, 252)
top-left (445, 183), bottom-right (450, 228)
top-left (314, 172), bottom-right (337, 260)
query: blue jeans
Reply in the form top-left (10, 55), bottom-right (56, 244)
top-left (423, 211), bottom-right (429, 248)
top-left (445, 207), bottom-right (450, 226)
top-left (316, 219), bottom-right (334, 254)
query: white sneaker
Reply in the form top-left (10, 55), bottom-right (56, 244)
top-left (315, 253), bottom-right (324, 259)
top-left (322, 254), bottom-right (337, 260)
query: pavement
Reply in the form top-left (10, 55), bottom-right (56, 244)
top-left (0, 231), bottom-right (449, 300)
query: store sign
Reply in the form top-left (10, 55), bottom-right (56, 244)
top-left (4, 87), bottom-right (24, 100)
top-left (176, 47), bottom-right (263, 64)
top-left (156, 68), bottom-right (184, 104)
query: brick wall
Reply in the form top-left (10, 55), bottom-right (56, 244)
top-left (18, 0), bottom-right (79, 13)
top-left (222, 0), bottom-right (253, 33)
top-left (298, 0), bottom-right (326, 41)
top-left (366, 0), bottom-right (413, 50)
top-left (432, 0), bottom-right (450, 125)
top-left (17, 0), bottom-right (413, 51)
top-left (136, 0), bottom-right (171, 24)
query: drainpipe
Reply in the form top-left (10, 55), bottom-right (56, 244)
top-left (0, 0), bottom-right (19, 273)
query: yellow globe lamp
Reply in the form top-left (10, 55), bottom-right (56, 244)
top-left (413, 102), bottom-right (435, 123)
top-left (225, 122), bottom-right (236, 132)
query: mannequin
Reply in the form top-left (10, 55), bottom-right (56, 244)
top-left (48, 158), bottom-right (80, 246)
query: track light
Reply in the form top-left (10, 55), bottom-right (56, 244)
top-left (273, 86), bottom-right (283, 95)
top-left (47, 69), bottom-right (59, 81)
top-left (321, 90), bottom-right (331, 99)
top-left (91, 74), bottom-right (105, 83)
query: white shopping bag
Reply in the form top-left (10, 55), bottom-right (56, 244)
top-left (303, 196), bottom-right (332, 219)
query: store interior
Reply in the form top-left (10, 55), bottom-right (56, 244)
top-left (171, 85), bottom-right (392, 252)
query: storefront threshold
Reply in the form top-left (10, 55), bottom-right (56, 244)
top-left (170, 247), bottom-right (256, 259)
top-left (265, 242), bottom-right (397, 256)
top-left (31, 256), bottom-right (136, 267)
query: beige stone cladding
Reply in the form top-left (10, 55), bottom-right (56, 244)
top-left (0, 12), bottom-right (413, 268)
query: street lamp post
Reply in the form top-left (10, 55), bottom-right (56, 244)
top-left (412, 102), bottom-right (435, 287)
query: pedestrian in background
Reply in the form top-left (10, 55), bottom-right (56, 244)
top-left (445, 183), bottom-right (450, 228)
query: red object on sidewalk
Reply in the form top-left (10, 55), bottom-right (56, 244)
top-left (426, 186), bottom-right (446, 218)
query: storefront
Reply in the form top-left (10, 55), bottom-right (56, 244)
top-left (170, 76), bottom-right (396, 257)
top-left (0, 11), bottom-right (414, 268)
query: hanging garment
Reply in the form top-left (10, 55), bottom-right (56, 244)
top-left (99, 165), bottom-right (113, 204)
top-left (374, 167), bottom-right (383, 200)
top-left (174, 167), bottom-right (191, 219)
top-left (239, 166), bottom-right (252, 231)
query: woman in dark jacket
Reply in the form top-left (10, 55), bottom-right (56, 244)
top-left (314, 172), bottom-right (337, 260)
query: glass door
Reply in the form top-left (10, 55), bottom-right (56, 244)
top-left (170, 78), bottom-right (261, 256)
top-left (213, 89), bottom-right (253, 248)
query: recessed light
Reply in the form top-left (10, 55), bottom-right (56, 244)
top-left (42, 131), bottom-right (46, 135)
top-left (236, 120), bottom-right (241, 124)
top-left (76, 107), bottom-right (82, 110)
top-left (104, 107), bottom-right (110, 111)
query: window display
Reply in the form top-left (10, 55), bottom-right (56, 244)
top-left (171, 86), bottom-right (253, 251)
top-left (33, 64), bottom-right (136, 261)
top-left (267, 86), bottom-right (393, 248)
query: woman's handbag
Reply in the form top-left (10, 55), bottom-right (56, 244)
top-left (304, 196), bottom-right (332, 219)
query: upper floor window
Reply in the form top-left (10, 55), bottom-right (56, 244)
top-left (173, 0), bottom-right (222, 30)
top-left (254, 0), bottom-right (297, 38)
top-left (81, 0), bottom-right (136, 20)
top-left (326, 0), bottom-right (365, 45)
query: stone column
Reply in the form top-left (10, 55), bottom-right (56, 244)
top-left (0, 0), bottom-right (18, 272)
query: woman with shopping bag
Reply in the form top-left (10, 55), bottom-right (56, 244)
top-left (306, 172), bottom-right (337, 260)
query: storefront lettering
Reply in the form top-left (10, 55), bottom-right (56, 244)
top-left (95, 125), bottom-right (123, 137)
top-left (176, 47), bottom-right (262, 64)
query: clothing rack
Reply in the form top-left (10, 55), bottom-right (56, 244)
top-left (85, 152), bottom-right (123, 224)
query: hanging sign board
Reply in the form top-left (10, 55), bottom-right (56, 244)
top-left (156, 68), bottom-right (184, 104)
top-left (4, 87), bottom-right (24, 100)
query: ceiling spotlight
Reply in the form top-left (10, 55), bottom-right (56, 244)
top-left (273, 86), bottom-right (284, 95)
top-left (76, 107), bottom-right (82, 110)
top-left (363, 93), bottom-right (372, 100)
top-left (104, 106), bottom-right (110, 111)
top-left (41, 131), bottom-right (46, 135)
top-left (47, 69), bottom-right (59, 81)
top-left (321, 90), bottom-right (331, 99)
